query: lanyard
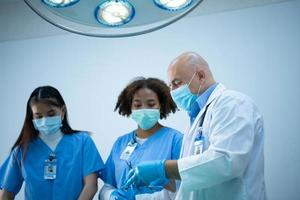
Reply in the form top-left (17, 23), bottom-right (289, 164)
top-left (120, 134), bottom-right (138, 168)
top-left (44, 153), bottom-right (57, 180)
top-left (193, 103), bottom-right (210, 155)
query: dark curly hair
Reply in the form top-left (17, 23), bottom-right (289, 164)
top-left (115, 77), bottom-right (177, 119)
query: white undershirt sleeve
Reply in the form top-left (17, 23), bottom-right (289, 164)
top-left (99, 184), bottom-right (115, 200)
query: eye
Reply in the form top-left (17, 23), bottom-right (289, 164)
top-left (47, 110), bottom-right (57, 117)
top-left (33, 114), bottom-right (43, 119)
top-left (148, 103), bottom-right (156, 107)
top-left (132, 104), bottom-right (141, 108)
top-left (170, 80), bottom-right (182, 90)
top-left (175, 80), bottom-right (182, 86)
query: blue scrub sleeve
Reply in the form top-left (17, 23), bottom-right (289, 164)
top-left (82, 135), bottom-right (104, 177)
top-left (171, 133), bottom-right (183, 159)
top-left (0, 148), bottom-right (23, 195)
top-left (100, 149), bottom-right (117, 187)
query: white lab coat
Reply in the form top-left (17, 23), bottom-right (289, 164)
top-left (176, 84), bottom-right (267, 200)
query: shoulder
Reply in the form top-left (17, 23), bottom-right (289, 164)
top-left (66, 131), bottom-right (94, 144)
top-left (163, 126), bottom-right (183, 141)
top-left (10, 147), bottom-right (23, 159)
top-left (213, 89), bottom-right (262, 118)
top-left (1, 147), bottom-right (23, 167)
top-left (69, 131), bottom-right (89, 138)
top-left (161, 127), bottom-right (183, 139)
top-left (112, 131), bottom-right (134, 148)
top-left (216, 89), bottom-right (257, 108)
top-left (222, 89), bottom-right (250, 102)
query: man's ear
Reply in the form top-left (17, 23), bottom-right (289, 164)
top-left (197, 70), bottom-right (205, 83)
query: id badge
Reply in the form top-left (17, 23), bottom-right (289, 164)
top-left (44, 154), bottom-right (57, 180)
top-left (120, 142), bottom-right (137, 161)
top-left (194, 139), bottom-right (204, 155)
top-left (194, 127), bottom-right (204, 155)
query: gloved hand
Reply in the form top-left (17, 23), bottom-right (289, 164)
top-left (135, 178), bottom-right (168, 194)
top-left (122, 160), bottom-right (167, 189)
top-left (109, 188), bottom-right (136, 200)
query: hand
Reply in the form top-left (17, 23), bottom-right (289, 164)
top-left (122, 160), bottom-right (167, 189)
top-left (135, 178), bottom-right (168, 194)
top-left (109, 188), bottom-right (135, 200)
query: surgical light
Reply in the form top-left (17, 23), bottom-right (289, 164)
top-left (42, 0), bottom-right (79, 8)
top-left (24, 0), bottom-right (203, 37)
top-left (95, 0), bottom-right (135, 26)
top-left (154, 0), bottom-right (192, 11)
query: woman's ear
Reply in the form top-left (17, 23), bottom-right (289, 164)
top-left (61, 105), bottom-right (66, 120)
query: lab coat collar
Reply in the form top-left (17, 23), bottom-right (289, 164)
top-left (192, 83), bottom-right (226, 124)
top-left (189, 83), bottom-right (219, 123)
top-left (205, 83), bottom-right (226, 107)
top-left (180, 83), bottom-right (226, 158)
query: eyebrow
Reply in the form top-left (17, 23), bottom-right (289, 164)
top-left (132, 99), bottom-right (157, 103)
top-left (33, 109), bottom-right (55, 115)
top-left (132, 99), bottom-right (141, 102)
top-left (147, 99), bottom-right (157, 102)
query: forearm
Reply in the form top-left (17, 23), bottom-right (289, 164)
top-left (0, 190), bottom-right (14, 200)
top-left (177, 149), bottom-right (246, 190)
top-left (78, 184), bottom-right (98, 200)
top-left (165, 160), bottom-right (181, 180)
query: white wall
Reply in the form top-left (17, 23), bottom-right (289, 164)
top-left (1, 1), bottom-right (300, 199)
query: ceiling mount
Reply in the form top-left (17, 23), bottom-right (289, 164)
top-left (24, 0), bottom-right (203, 37)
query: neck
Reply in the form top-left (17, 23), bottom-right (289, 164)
top-left (201, 80), bottom-right (216, 94)
top-left (39, 129), bottom-right (63, 141)
top-left (136, 123), bottom-right (162, 139)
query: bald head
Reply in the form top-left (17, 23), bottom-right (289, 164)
top-left (169, 52), bottom-right (209, 72)
top-left (168, 52), bottom-right (215, 94)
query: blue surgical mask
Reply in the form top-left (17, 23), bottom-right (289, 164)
top-left (32, 115), bottom-right (62, 136)
top-left (170, 73), bottom-right (201, 112)
top-left (131, 109), bottom-right (160, 130)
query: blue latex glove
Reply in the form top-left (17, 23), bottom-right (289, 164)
top-left (122, 160), bottom-right (167, 189)
top-left (135, 178), bottom-right (169, 194)
top-left (109, 188), bottom-right (135, 200)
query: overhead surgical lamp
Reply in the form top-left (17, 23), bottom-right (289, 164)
top-left (24, 0), bottom-right (203, 37)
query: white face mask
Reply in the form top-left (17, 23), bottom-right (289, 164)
top-left (32, 115), bottom-right (62, 136)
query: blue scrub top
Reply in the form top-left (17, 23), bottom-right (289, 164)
top-left (0, 132), bottom-right (104, 200)
top-left (101, 126), bottom-right (183, 189)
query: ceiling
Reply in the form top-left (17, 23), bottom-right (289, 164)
top-left (0, 0), bottom-right (19, 4)
top-left (0, 0), bottom-right (295, 41)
